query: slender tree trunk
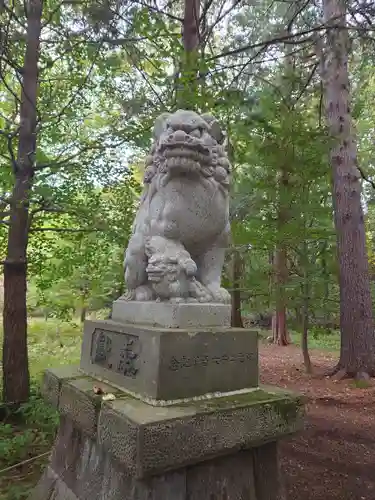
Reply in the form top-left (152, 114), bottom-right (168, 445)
top-left (272, 245), bottom-right (289, 346)
top-left (268, 249), bottom-right (273, 310)
top-left (272, 3), bottom-right (303, 347)
top-left (321, 242), bottom-right (330, 328)
top-left (301, 291), bottom-right (312, 373)
top-left (2, 0), bottom-right (42, 404)
top-left (301, 241), bottom-right (312, 373)
top-left (322, 0), bottom-right (375, 377)
top-left (231, 249), bottom-right (244, 328)
top-left (295, 306), bottom-right (302, 329)
top-left (178, 0), bottom-right (200, 109)
top-left (80, 306), bottom-right (87, 323)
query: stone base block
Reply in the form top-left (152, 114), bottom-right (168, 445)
top-left (80, 319), bottom-right (259, 402)
top-left (32, 425), bottom-right (283, 500)
top-left (34, 368), bottom-right (304, 499)
top-left (111, 299), bottom-right (231, 328)
top-left (40, 367), bottom-right (304, 478)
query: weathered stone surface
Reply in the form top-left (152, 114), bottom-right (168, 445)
top-left (97, 402), bottom-right (139, 475)
top-left (253, 442), bottom-right (281, 500)
top-left (186, 450), bottom-right (257, 499)
top-left (29, 466), bottom-right (79, 500)
top-left (80, 320), bottom-right (160, 399)
top-left (31, 414), bottom-right (286, 500)
top-left (111, 299), bottom-right (231, 328)
top-left (42, 365), bottom-right (83, 408)
top-left (80, 320), bottom-right (258, 400)
top-left (59, 378), bottom-right (120, 437)
top-left (51, 417), bottom-right (105, 500)
top-left (46, 415), bottom-right (188, 500)
top-left (41, 369), bottom-right (303, 480)
top-left (124, 110), bottom-right (231, 304)
top-left (28, 466), bottom-right (57, 500)
top-left (97, 388), bottom-right (304, 478)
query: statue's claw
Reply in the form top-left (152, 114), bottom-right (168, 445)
top-left (188, 279), bottom-right (213, 302)
top-left (205, 285), bottom-right (231, 304)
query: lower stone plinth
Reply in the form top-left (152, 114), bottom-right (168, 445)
top-left (30, 366), bottom-right (305, 500)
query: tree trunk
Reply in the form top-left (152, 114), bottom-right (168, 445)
top-left (231, 249), bottom-right (244, 328)
top-left (321, 242), bottom-right (330, 328)
top-left (178, 0), bottom-right (200, 109)
top-left (322, 0), bottom-right (375, 377)
top-left (295, 307), bottom-right (302, 329)
top-left (2, 0), bottom-right (42, 404)
top-left (301, 242), bottom-right (312, 373)
top-left (80, 306), bottom-right (87, 323)
top-left (272, 246), bottom-right (289, 345)
top-left (301, 291), bottom-right (312, 374)
top-left (271, 4), bottom-right (302, 347)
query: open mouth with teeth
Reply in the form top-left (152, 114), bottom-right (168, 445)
top-left (157, 131), bottom-right (212, 173)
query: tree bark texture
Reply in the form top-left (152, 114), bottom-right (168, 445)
top-left (321, 242), bottom-right (330, 328)
top-left (2, 0), bottom-right (42, 403)
top-left (178, 0), bottom-right (200, 109)
top-left (231, 249), bottom-right (244, 328)
top-left (272, 245), bottom-right (289, 346)
top-left (322, 0), bottom-right (375, 376)
top-left (301, 242), bottom-right (312, 373)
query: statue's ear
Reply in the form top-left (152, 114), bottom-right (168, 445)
top-left (153, 113), bottom-right (171, 139)
top-left (202, 113), bottom-right (225, 144)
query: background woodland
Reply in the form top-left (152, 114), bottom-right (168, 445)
top-left (1, 0), bottom-right (375, 400)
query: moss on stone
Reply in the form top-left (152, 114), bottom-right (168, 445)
top-left (273, 397), bottom-right (301, 422)
top-left (188, 388), bottom-right (303, 425)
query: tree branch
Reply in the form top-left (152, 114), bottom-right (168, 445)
top-left (357, 165), bottom-right (375, 190)
top-left (29, 227), bottom-right (103, 233)
top-left (0, 127), bottom-right (19, 172)
top-left (208, 21), bottom-right (348, 62)
top-left (131, 0), bottom-right (183, 22)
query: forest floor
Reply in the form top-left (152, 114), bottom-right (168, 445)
top-left (259, 342), bottom-right (375, 500)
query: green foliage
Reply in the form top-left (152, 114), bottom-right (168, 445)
top-left (0, 317), bottom-right (82, 498)
top-left (0, 387), bottom-right (59, 500)
top-left (225, 79), bottom-right (338, 322)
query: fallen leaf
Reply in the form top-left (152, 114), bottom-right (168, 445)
top-left (102, 393), bottom-right (116, 401)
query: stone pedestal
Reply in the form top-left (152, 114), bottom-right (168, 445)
top-left (30, 302), bottom-right (304, 500)
top-left (33, 367), bottom-right (303, 500)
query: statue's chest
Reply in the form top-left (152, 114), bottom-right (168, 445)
top-left (150, 179), bottom-right (227, 240)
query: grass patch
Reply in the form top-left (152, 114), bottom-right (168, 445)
top-left (27, 318), bottom-right (82, 379)
top-left (0, 317), bottom-right (82, 499)
top-left (290, 328), bottom-right (340, 351)
top-left (351, 379), bottom-right (372, 389)
top-left (258, 326), bottom-right (340, 351)
top-left (0, 317), bottom-right (82, 380)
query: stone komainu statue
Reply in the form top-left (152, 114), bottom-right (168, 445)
top-left (124, 110), bottom-right (231, 303)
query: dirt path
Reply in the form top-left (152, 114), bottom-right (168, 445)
top-left (259, 344), bottom-right (375, 500)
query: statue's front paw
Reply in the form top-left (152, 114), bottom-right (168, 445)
top-left (188, 279), bottom-right (213, 302)
top-left (133, 285), bottom-right (155, 301)
top-left (206, 285), bottom-right (231, 304)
